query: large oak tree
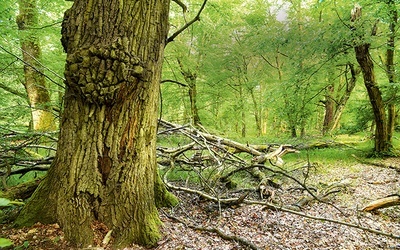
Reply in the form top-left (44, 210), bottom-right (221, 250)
top-left (16, 0), bottom-right (177, 247)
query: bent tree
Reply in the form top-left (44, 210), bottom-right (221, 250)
top-left (16, 0), bottom-right (177, 248)
top-left (351, 4), bottom-right (390, 153)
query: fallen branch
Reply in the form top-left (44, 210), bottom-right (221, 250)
top-left (362, 194), bottom-right (400, 212)
top-left (165, 181), bottom-right (400, 240)
top-left (163, 212), bottom-right (260, 250)
top-left (259, 200), bottom-right (400, 240)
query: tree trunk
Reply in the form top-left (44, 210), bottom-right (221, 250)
top-left (385, 0), bottom-right (397, 145)
top-left (177, 59), bottom-right (202, 126)
top-left (322, 84), bottom-right (334, 135)
top-left (329, 64), bottom-right (358, 132)
top-left (352, 4), bottom-right (390, 153)
top-left (16, 0), bottom-right (177, 248)
top-left (250, 89), bottom-right (261, 136)
top-left (16, 0), bottom-right (56, 131)
top-left (354, 44), bottom-right (389, 153)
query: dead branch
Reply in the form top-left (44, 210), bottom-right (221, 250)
top-left (291, 179), bottom-right (351, 208)
top-left (254, 163), bottom-right (345, 214)
top-left (163, 212), bottom-right (260, 250)
top-left (259, 200), bottom-right (400, 240)
top-left (164, 180), bottom-right (400, 240)
top-left (362, 194), bottom-right (400, 212)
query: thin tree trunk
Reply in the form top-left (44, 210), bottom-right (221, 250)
top-left (16, 0), bottom-right (177, 248)
top-left (322, 85), bottom-right (334, 135)
top-left (385, 0), bottom-right (397, 145)
top-left (16, 0), bottom-right (56, 131)
top-left (177, 59), bottom-right (202, 126)
top-left (329, 64), bottom-right (359, 133)
top-left (250, 89), bottom-right (261, 136)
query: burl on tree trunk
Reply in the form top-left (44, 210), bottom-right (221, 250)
top-left (16, 0), bottom-right (177, 248)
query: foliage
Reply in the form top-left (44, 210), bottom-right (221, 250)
top-left (0, 238), bottom-right (13, 249)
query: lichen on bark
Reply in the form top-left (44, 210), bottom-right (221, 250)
top-left (16, 0), bottom-right (174, 248)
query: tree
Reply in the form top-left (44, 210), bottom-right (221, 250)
top-left (16, 0), bottom-right (56, 131)
top-left (16, 0), bottom-right (177, 248)
top-left (383, 0), bottom-right (397, 145)
top-left (351, 3), bottom-right (390, 153)
top-left (322, 63), bottom-right (359, 135)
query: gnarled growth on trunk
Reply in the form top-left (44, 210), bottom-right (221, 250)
top-left (16, 0), bottom-right (177, 248)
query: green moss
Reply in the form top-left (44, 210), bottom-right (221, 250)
top-left (154, 171), bottom-right (179, 208)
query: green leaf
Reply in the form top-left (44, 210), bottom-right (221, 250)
top-left (23, 240), bottom-right (29, 248)
top-left (0, 238), bottom-right (13, 248)
top-left (0, 198), bottom-right (11, 207)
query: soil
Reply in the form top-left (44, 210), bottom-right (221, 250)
top-left (1, 160), bottom-right (399, 250)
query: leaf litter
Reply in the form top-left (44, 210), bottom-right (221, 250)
top-left (1, 161), bottom-right (400, 250)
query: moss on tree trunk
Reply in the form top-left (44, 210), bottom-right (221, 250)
top-left (16, 0), bottom-right (176, 248)
top-left (17, 0), bottom-right (56, 131)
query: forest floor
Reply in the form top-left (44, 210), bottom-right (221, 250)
top-left (1, 159), bottom-right (400, 250)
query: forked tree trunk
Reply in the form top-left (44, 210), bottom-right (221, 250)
top-left (17, 0), bottom-right (56, 131)
top-left (16, 0), bottom-right (177, 248)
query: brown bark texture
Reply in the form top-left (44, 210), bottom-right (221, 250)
top-left (16, 0), bottom-right (172, 248)
top-left (16, 0), bottom-right (56, 131)
top-left (354, 44), bottom-right (389, 153)
top-left (352, 4), bottom-right (389, 153)
top-left (385, 0), bottom-right (397, 145)
top-left (323, 64), bottom-right (359, 134)
top-left (177, 59), bottom-right (202, 126)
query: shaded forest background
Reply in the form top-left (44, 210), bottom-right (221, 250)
top-left (1, 0), bottom-right (399, 142)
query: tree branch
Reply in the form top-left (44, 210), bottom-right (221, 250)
top-left (167, 0), bottom-right (208, 44)
top-left (172, 0), bottom-right (187, 13)
top-left (163, 212), bottom-right (261, 250)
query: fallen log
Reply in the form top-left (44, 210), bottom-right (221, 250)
top-left (362, 194), bottom-right (400, 212)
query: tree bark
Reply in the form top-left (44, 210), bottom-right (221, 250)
top-left (16, 0), bottom-right (56, 131)
top-left (384, 0), bottom-right (397, 145)
top-left (322, 84), bottom-right (334, 135)
top-left (352, 4), bottom-right (390, 153)
top-left (177, 58), bottom-right (202, 126)
top-left (16, 0), bottom-right (177, 248)
top-left (354, 44), bottom-right (389, 153)
top-left (330, 64), bottom-right (359, 132)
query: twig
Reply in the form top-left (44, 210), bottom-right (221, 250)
top-left (255, 164), bottom-right (346, 215)
top-left (163, 213), bottom-right (260, 250)
top-left (258, 200), bottom-right (400, 240)
top-left (165, 181), bottom-right (400, 240)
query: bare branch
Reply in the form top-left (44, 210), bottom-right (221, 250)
top-left (163, 212), bottom-right (260, 250)
top-left (167, 0), bottom-right (208, 44)
top-left (160, 79), bottom-right (188, 87)
top-left (172, 0), bottom-right (187, 13)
